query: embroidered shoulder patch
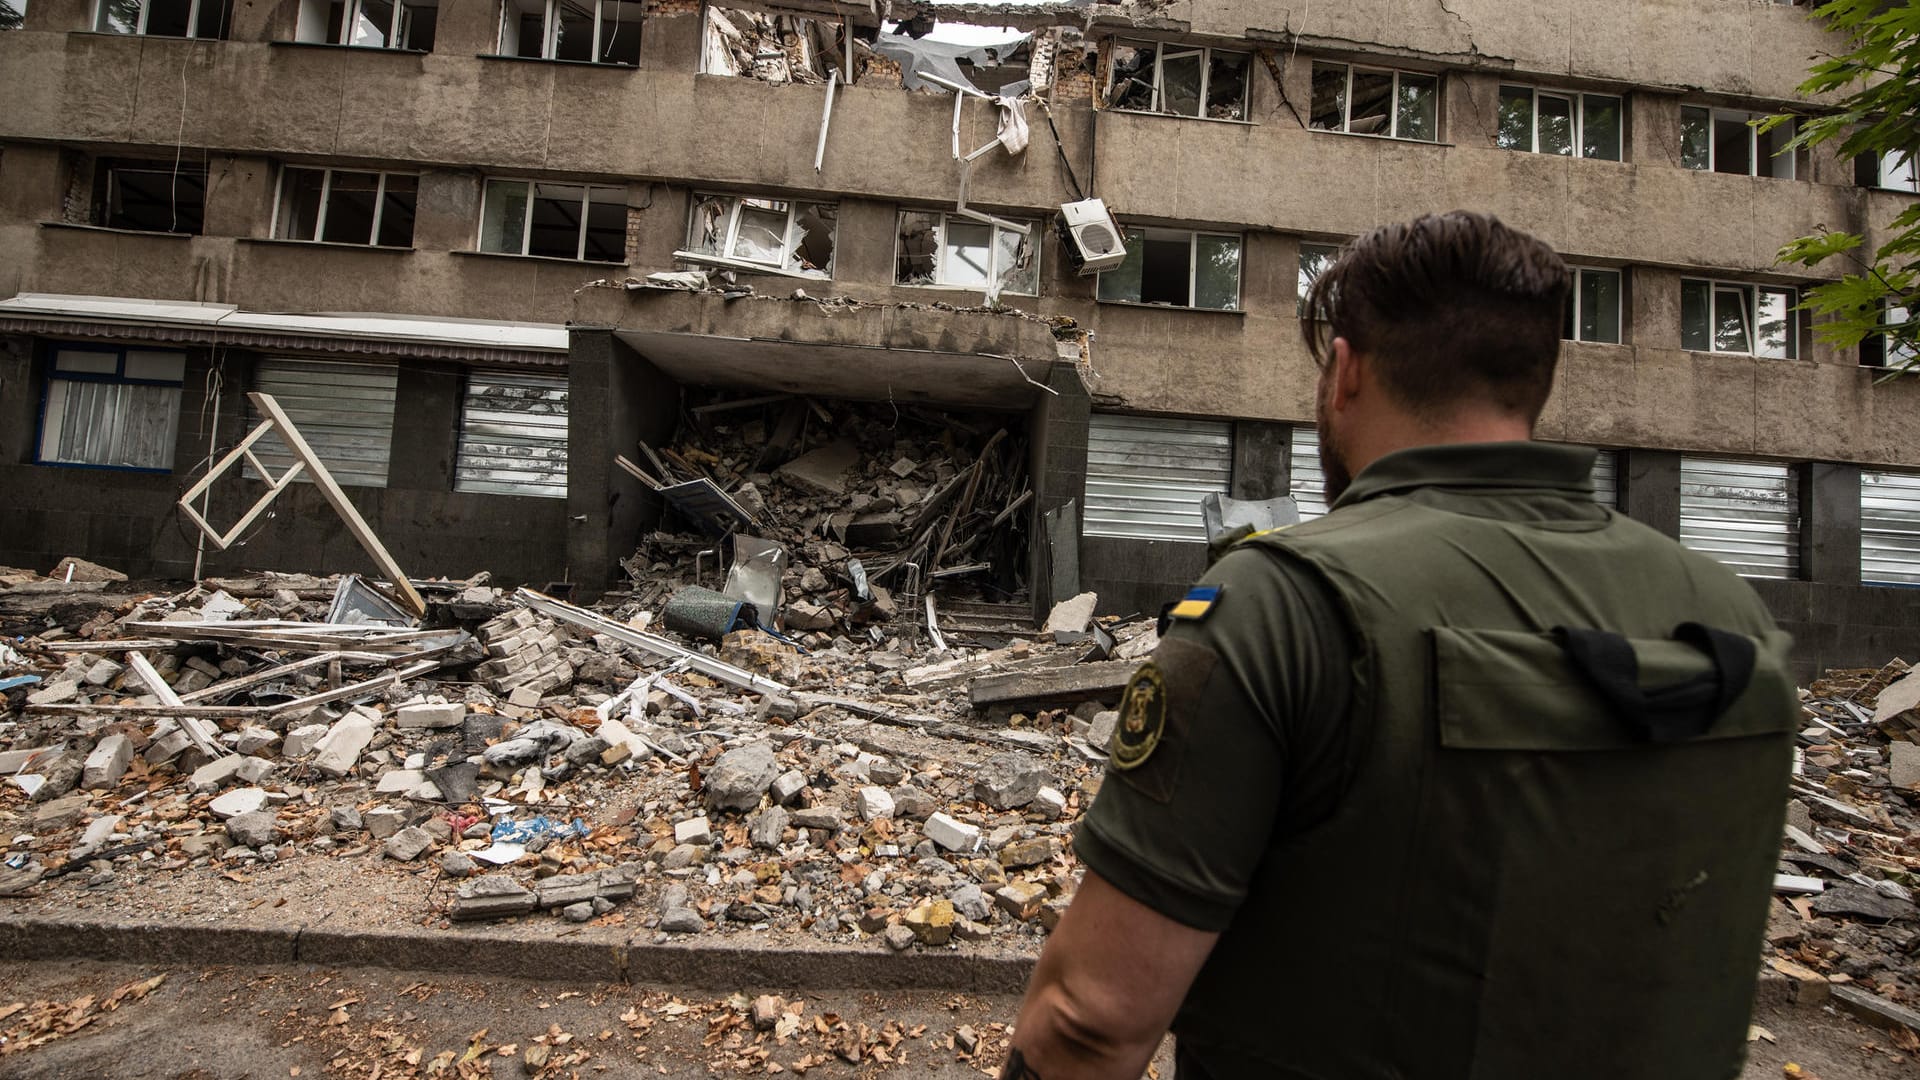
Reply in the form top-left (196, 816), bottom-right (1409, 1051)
top-left (1167, 585), bottom-right (1222, 622)
top-left (1110, 663), bottom-right (1168, 770)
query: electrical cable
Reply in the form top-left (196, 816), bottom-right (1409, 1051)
top-left (1038, 100), bottom-right (1087, 202)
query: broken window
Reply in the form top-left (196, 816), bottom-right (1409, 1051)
top-left (1680, 106), bottom-right (1794, 178)
top-left (94, 0), bottom-right (228, 36)
top-left (497, 0), bottom-right (639, 65)
top-left (455, 372), bottom-right (568, 498)
top-left (1, 0), bottom-right (24, 29)
top-left (1310, 62), bottom-right (1437, 141)
top-left (294, 0), bottom-right (435, 49)
top-left (1562, 267), bottom-right (1623, 344)
top-left (1680, 278), bottom-right (1796, 359)
top-left (249, 359), bottom-right (398, 489)
top-left (1497, 86), bottom-right (1621, 161)
top-left (1104, 39), bottom-right (1248, 121)
top-left (274, 167), bottom-right (417, 247)
top-left (703, 6), bottom-right (839, 83)
top-left (36, 346), bottom-right (184, 471)
top-left (99, 161), bottom-right (206, 234)
top-left (1097, 227), bottom-right (1241, 311)
top-left (1296, 242), bottom-right (1339, 315)
top-left (683, 193), bottom-right (836, 278)
top-left (895, 212), bottom-right (1038, 296)
top-left (479, 179), bottom-right (626, 262)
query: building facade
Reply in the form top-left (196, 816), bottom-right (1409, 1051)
top-left (0, 0), bottom-right (1916, 676)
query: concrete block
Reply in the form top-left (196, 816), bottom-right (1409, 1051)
top-left (282, 724), bottom-right (329, 758)
top-left (375, 769), bottom-right (428, 794)
top-left (364, 807), bottom-right (407, 839)
top-left (1890, 741), bottom-right (1920, 791)
top-left (81, 735), bottom-right (132, 790)
top-left (925, 812), bottom-right (982, 854)
top-left (674, 816), bottom-right (714, 846)
top-left (394, 702), bottom-right (466, 729)
top-left (857, 786), bottom-right (895, 822)
top-left (311, 713), bottom-right (376, 778)
top-left (208, 787), bottom-right (269, 819)
top-left (384, 826), bottom-right (433, 861)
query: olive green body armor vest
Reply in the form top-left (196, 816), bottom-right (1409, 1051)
top-left (1178, 489), bottom-right (1798, 1079)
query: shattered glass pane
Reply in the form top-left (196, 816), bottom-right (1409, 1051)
top-left (1680, 280), bottom-right (1710, 351)
top-left (582, 186), bottom-right (625, 262)
top-left (1193, 234), bottom-right (1241, 311)
top-left (350, 0), bottom-right (391, 46)
top-left (731, 202), bottom-right (790, 265)
top-left (96, 0), bottom-right (139, 33)
top-left (480, 180), bottom-right (529, 254)
top-left (1756, 288), bottom-right (1794, 358)
top-left (1393, 73), bottom-right (1436, 141)
top-left (787, 202), bottom-right (835, 276)
top-left (942, 221), bottom-right (993, 287)
top-left (689, 194), bottom-right (728, 256)
top-left (1680, 107), bottom-right (1710, 170)
top-left (1578, 269), bottom-right (1621, 344)
top-left (1309, 63), bottom-right (1345, 131)
top-left (1348, 70), bottom-right (1392, 136)
top-left (376, 173), bottom-right (416, 247)
top-left (895, 212), bottom-right (938, 286)
top-left (1582, 95), bottom-right (1621, 160)
top-left (1497, 86), bottom-right (1532, 151)
top-left (275, 168), bottom-right (325, 241)
top-left (1297, 243), bottom-right (1337, 315)
top-left (1108, 42), bottom-right (1156, 112)
top-left (1713, 285), bottom-right (1751, 354)
top-left (1206, 51), bottom-right (1249, 120)
top-left (1096, 229), bottom-right (1146, 303)
top-left (995, 223), bottom-right (1037, 295)
top-left (320, 171), bottom-right (379, 244)
top-left (529, 182), bottom-right (587, 259)
top-left (1537, 94), bottom-right (1573, 156)
top-left (597, 0), bottom-right (640, 63)
top-left (1713, 113), bottom-right (1752, 175)
top-left (552, 0), bottom-right (593, 61)
top-left (1159, 50), bottom-right (1201, 117)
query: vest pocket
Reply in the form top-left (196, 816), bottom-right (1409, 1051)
top-left (1431, 625), bottom-right (1797, 752)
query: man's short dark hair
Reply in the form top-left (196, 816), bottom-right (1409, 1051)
top-left (1300, 211), bottom-right (1571, 422)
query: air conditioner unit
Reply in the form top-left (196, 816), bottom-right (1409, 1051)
top-left (1055, 198), bottom-right (1127, 276)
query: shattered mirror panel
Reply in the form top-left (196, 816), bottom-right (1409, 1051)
top-left (1158, 49), bottom-right (1201, 116)
top-left (1206, 51), bottom-right (1248, 120)
top-left (787, 203), bottom-right (835, 276)
top-left (995, 224), bottom-right (1037, 295)
top-left (895, 212), bottom-right (939, 286)
top-left (1309, 63), bottom-right (1346, 130)
top-left (1108, 41), bottom-right (1156, 111)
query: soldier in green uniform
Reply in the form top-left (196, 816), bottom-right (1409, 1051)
top-left (1000, 211), bottom-right (1798, 1080)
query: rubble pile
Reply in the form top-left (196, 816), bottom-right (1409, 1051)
top-left (0, 556), bottom-right (1153, 954)
top-left (1767, 659), bottom-right (1920, 1006)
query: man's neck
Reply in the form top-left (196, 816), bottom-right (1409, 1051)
top-left (1343, 411), bottom-right (1534, 480)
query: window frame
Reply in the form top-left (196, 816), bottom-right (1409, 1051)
top-left (1496, 84), bottom-right (1623, 161)
top-left (1871, 149), bottom-right (1920, 194)
top-left (496, 0), bottom-right (639, 65)
top-left (1309, 61), bottom-right (1441, 142)
top-left (93, 0), bottom-right (227, 36)
top-left (1096, 225), bottom-right (1244, 312)
top-left (305, 0), bottom-right (435, 49)
top-left (477, 177), bottom-right (627, 263)
top-left (98, 160), bottom-right (208, 235)
top-left (1680, 106), bottom-right (1796, 179)
top-left (683, 192), bottom-right (837, 279)
top-left (35, 343), bottom-right (186, 474)
top-left (893, 211), bottom-right (1040, 296)
top-left (1563, 266), bottom-right (1625, 345)
top-left (1104, 38), bottom-right (1252, 122)
top-left (271, 166), bottom-right (419, 248)
top-left (1296, 241), bottom-right (1339, 316)
top-left (1679, 277), bottom-right (1798, 359)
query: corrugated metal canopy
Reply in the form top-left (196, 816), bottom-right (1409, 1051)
top-left (1084, 414), bottom-right (1232, 542)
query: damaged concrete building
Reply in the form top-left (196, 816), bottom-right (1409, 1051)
top-left (0, 0), bottom-right (1918, 674)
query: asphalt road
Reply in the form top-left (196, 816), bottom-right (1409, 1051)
top-left (0, 959), bottom-right (1909, 1079)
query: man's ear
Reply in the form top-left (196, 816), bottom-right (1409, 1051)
top-left (1329, 336), bottom-right (1365, 412)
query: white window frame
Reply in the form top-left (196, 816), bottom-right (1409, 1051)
top-left (1681, 106), bottom-right (1796, 179)
top-left (1310, 62), bottom-right (1440, 142)
top-left (680, 192), bottom-right (836, 279)
top-left (479, 178), bottom-right (626, 263)
top-left (302, 0), bottom-right (432, 48)
top-left (1680, 277), bottom-right (1798, 359)
top-left (1096, 226), bottom-right (1244, 312)
top-left (271, 166), bottom-right (418, 247)
top-left (894, 211), bottom-right (1039, 296)
top-left (497, 0), bottom-right (636, 63)
top-left (1104, 39), bottom-right (1251, 122)
top-left (1873, 149), bottom-right (1920, 193)
top-left (1564, 266), bottom-right (1624, 345)
top-left (1496, 85), bottom-right (1623, 160)
top-left (35, 345), bottom-right (185, 472)
top-left (94, 0), bottom-right (222, 35)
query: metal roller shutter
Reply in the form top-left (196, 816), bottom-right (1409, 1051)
top-left (1679, 457), bottom-right (1799, 579)
top-left (1288, 426), bottom-right (1328, 521)
top-left (250, 359), bottom-right (398, 489)
top-left (1862, 469), bottom-right (1920, 586)
top-left (1084, 414), bottom-right (1232, 542)
top-left (1590, 449), bottom-right (1619, 509)
top-left (454, 373), bottom-right (569, 498)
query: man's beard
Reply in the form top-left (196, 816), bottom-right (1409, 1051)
top-left (1314, 376), bottom-right (1353, 506)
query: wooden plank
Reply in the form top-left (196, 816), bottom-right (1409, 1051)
top-left (177, 652), bottom-right (346, 703)
top-left (968, 659), bottom-right (1143, 709)
top-left (126, 651), bottom-right (227, 757)
top-left (246, 391), bottom-right (427, 618)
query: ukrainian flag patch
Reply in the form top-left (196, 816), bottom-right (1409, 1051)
top-left (1167, 585), bottom-right (1222, 622)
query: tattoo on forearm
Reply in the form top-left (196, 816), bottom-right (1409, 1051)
top-left (998, 1047), bottom-right (1043, 1080)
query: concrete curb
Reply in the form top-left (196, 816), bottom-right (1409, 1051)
top-left (0, 916), bottom-right (1038, 995)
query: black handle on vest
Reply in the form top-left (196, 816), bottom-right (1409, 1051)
top-left (1552, 623), bottom-right (1757, 743)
